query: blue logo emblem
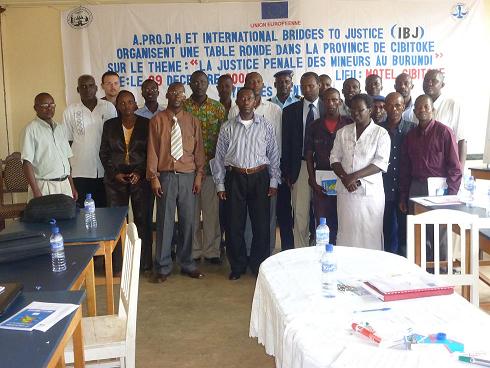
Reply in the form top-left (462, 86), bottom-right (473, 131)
top-left (451, 3), bottom-right (469, 19)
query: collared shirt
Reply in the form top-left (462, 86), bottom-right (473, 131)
top-left (304, 115), bottom-right (352, 170)
top-left (135, 104), bottom-right (165, 119)
top-left (62, 99), bottom-right (117, 178)
top-left (339, 101), bottom-right (351, 118)
top-left (21, 117), bottom-right (73, 180)
top-left (330, 121), bottom-right (391, 196)
top-left (433, 94), bottom-right (464, 142)
top-left (228, 99), bottom-right (282, 154)
top-left (302, 98), bottom-right (320, 140)
top-left (399, 119), bottom-right (462, 202)
top-left (183, 96), bottom-right (225, 174)
top-left (146, 109), bottom-right (205, 178)
top-left (401, 97), bottom-right (418, 125)
top-left (270, 93), bottom-right (300, 110)
top-left (213, 113), bottom-right (281, 192)
top-left (380, 119), bottom-right (416, 201)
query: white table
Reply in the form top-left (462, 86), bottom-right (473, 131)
top-left (249, 246), bottom-right (490, 368)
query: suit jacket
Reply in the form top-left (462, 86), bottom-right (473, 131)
top-left (99, 115), bottom-right (149, 180)
top-left (281, 99), bottom-right (325, 184)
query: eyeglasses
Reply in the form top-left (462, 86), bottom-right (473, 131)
top-left (143, 87), bottom-right (158, 92)
top-left (37, 103), bottom-right (56, 108)
top-left (168, 91), bottom-right (185, 97)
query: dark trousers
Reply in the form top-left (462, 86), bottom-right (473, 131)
top-left (276, 182), bottom-right (294, 250)
top-left (383, 199), bottom-right (407, 256)
top-left (312, 191), bottom-right (338, 244)
top-left (105, 178), bottom-right (153, 272)
top-left (225, 169), bottom-right (270, 275)
top-left (73, 177), bottom-right (107, 208)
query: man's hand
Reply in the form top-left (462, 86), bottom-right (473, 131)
top-left (399, 201), bottom-right (408, 214)
top-left (128, 172), bottom-right (140, 185)
top-left (217, 191), bottom-right (227, 200)
top-left (308, 177), bottom-right (324, 195)
top-left (341, 173), bottom-right (358, 189)
top-left (115, 173), bottom-right (130, 184)
top-left (32, 188), bottom-right (43, 198)
top-left (151, 177), bottom-right (163, 198)
top-left (268, 187), bottom-right (278, 197)
top-left (192, 176), bottom-right (202, 194)
top-left (72, 188), bottom-right (78, 201)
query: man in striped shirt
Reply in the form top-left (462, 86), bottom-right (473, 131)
top-left (213, 87), bottom-right (280, 280)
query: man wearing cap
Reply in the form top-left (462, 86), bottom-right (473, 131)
top-left (371, 95), bottom-right (386, 125)
top-left (269, 70), bottom-right (300, 109)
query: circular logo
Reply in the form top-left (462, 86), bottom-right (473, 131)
top-left (67, 6), bottom-right (93, 29)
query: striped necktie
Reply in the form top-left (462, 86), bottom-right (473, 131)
top-left (170, 116), bottom-right (183, 161)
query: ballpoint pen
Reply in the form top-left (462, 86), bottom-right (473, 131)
top-left (354, 307), bottom-right (391, 313)
top-left (459, 356), bottom-right (490, 367)
top-left (351, 323), bottom-right (382, 344)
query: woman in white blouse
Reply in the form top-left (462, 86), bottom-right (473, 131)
top-left (330, 94), bottom-right (391, 250)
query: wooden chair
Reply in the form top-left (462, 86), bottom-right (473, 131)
top-left (0, 152), bottom-right (29, 230)
top-left (64, 222), bottom-right (141, 367)
top-left (407, 209), bottom-right (480, 306)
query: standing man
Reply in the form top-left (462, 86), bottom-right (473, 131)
top-left (269, 70), bottom-right (297, 251)
top-left (282, 72), bottom-right (324, 248)
top-left (423, 69), bottom-right (466, 166)
top-left (380, 92), bottom-right (416, 256)
top-left (394, 72), bottom-right (417, 124)
top-left (135, 78), bottom-right (164, 119)
top-left (217, 74), bottom-right (235, 117)
top-left (269, 70), bottom-right (299, 109)
top-left (184, 70), bottom-right (225, 264)
top-left (339, 78), bottom-right (361, 117)
top-left (63, 74), bottom-right (117, 207)
top-left (319, 74), bottom-right (332, 97)
top-left (228, 72), bottom-right (282, 253)
top-left (100, 71), bottom-right (120, 105)
top-left (305, 88), bottom-right (352, 243)
top-left (147, 82), bottom-right (205, 283)
top-left (399, 94), bottom-right (462, 261)
top-left (365, 74), bottom-right (383, 97)
top-left (213, 87), bottom-right (280, 280)
top-left (22, 93), bottom-right (77, 200)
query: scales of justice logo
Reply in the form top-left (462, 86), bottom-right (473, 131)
top-left (67, 6), bottom-right (93, 29)
top-left (451, 3), bottom-right (469, 19)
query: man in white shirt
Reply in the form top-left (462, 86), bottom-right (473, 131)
top-left (63, 74), bottom-right (117, 207)
top-left (228, 72), bottom-right (282, 254)
top-left (423, 69), bottom-right (466, 166)
top-left (22, 93), bottom-right (77, 200)
top-left (100, 71), bottom-right (120, 105)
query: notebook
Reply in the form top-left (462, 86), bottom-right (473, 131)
top-left (0, 283), bottom-right (23, 316)
top-left (362, 274), bottom-right (454, 302)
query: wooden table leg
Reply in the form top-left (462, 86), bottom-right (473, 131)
top-left (85, 258), bottom-right (96, 317)
top-left (103, 240), bottom-right (115, 315)
top-left (462, 228), bottom-right (471, 301)
top-left (72, 307), bottom-right (85, 368)
top-left (120, 221), bottom-right (127, 257)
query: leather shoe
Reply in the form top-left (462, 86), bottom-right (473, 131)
top-left (228, 272), bottom-right (241, 281)
top-left (204, 257), bottom-right (222, 265)
top-left (149, 272), bottom-right (170, 283)
top-left (181, 269), bottom-right (204, 279)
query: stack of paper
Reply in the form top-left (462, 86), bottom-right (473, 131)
top-left (0, 301), bottom-right (78, 332)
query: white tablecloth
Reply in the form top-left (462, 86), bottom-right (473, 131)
top-left (249, 246), bottom-right (490, 368)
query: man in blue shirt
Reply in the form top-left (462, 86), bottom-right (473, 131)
top-left (269, 70), bottom-right (299, 109)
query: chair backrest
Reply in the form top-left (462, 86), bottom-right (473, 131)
top-left (1, 152), bottom-right (28, 206)
top-left (407, 209), bottom-right (480, 306)
top-left (118, 222), bottom-right (141, 366)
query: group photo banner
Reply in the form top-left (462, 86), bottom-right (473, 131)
top-left (61, 0), bottom-right (489, 153)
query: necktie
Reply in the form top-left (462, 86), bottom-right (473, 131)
top-left (306, 103), bottom-right (315, 126)
top-left (170, 116), bottom-right (183, 161)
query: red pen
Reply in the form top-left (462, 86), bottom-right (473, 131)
top-left (351, 323), bottom-right (382, 344)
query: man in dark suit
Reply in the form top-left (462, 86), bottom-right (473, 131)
top-left (282, 72), bottom-right (324, 248)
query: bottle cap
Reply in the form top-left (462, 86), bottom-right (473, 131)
top-left (326, 243), bottom-right (333, 252)
top-left (319, 217), bottom-right (327, 225)
top-left (86, 193), bottom-right (92, 199)
top-left (436, 332), bottom-right (446, 341)
top-left (49, 219), bottom-right (56, 225)
top-left (52, 226), bottom-right (60, 234)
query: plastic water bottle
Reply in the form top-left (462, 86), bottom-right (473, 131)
top-left (321, 244), bottom-right (337, 298)
top-left (84, 193), bottom-right (98, 230)
top-left (50, 226), bottom-right (67, 272)
top-left (316, 217), bottom-right (330, 248)
top-left (465, 176), bottom-right (476, 207)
